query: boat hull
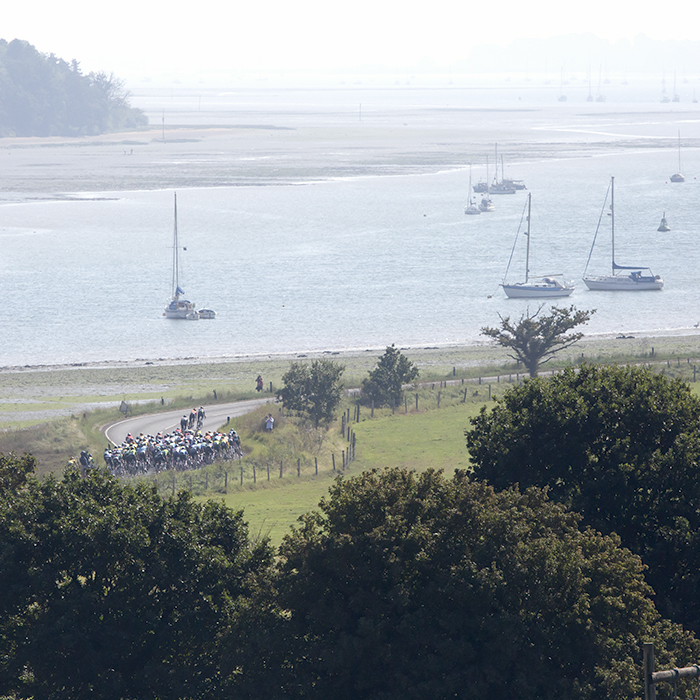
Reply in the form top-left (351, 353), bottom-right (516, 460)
top-left (501, 282), bottom-right (574, 299)
top-left (164, 299), bottom-right (198, 319)
top-left (583, 275), bottom-right (663, 291)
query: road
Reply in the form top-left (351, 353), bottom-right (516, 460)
top-left (103, 397), bottom-right (274, 446)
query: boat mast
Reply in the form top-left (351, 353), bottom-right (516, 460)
top-left (678, 130), bottom-right (682, 172)
top-left (610, 177), bottom-right (615, 275)
top-left (171, 192), bottom-right (180, 299)
top-left (525, 192), bottom-right (531, 283)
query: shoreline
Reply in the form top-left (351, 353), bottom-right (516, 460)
top-left (2, 328), bottom-right (700, 376)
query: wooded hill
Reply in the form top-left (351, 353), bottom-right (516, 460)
top-left (0, 38), bottom-right (147, 137)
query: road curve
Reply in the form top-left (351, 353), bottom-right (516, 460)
top-left (102, 397), bottom-right (274, 446)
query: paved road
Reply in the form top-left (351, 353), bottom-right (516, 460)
top-left (103, 397), bottom-right (274, 446)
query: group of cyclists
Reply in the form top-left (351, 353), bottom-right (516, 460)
top-left (102, 424), bottom-right (243, 477)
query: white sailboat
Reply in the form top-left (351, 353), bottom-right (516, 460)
top-left (164, 192), bottom-right (199, 319)
top-left (464, 164), bottom-right (481, 215)
top-left (582, 177), bottom-right (663, 291)
top-left (501, 193), bottom-right (574, 298)
top-left (670, 130), bottom-right (685, 182)
top-left (657, 213), bottom-right (670, 233)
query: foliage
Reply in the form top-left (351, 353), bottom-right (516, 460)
top-left (481, 305), bottom-right (594, 377)
top-left (0, 39), bottom-right (147, 137)
top-left (361, 344), bottom-right (419, 407)
top-left (276, 359), bottom-right (345, 427)
top-left (277, 467), bottom-right (699, 700)
top-left (466, 363), bottom-right (700, 633)
top-left (0, 451), bottom-right (36, 493)
top-left (0, 462), bottom-right (277, 700)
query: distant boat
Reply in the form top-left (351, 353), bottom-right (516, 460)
top-left (464, 164), bottom-right (481, 215)
top-left (670, 131), bottom-right (685, 182)
top-left (501, 192), bottom-right (574, 298)
top-left (479, 194), bottom-right (495, 212)
top-left (473, 155), bottom-right (490, 193)
top-left (657, 213), bottom-right (670, 232)
top-left (489, 145), bottom-right (516, 194)
top-left (163, 193), bottom-right (205, 319)
top-left (583, 177), bottom-right (663, 291)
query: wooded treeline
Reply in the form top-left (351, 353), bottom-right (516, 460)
top-left (0, 39), bottom-right (147, 137)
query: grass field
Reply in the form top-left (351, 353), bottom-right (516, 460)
top-left (206, 394), bottom-right (485, 546)
top-left (5, 335), bottom-right (700, 543)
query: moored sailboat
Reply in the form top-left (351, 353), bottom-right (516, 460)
top-left (582, 177), bottom-right (663, 291)
top-left (501, 193), bottom-right (574, 298)
top-left (164, 193), bottom-right (199, 319)
top-left (670, 131), bottom-right (685, 182)
top-left (464, 164), bottom-right (481, 215)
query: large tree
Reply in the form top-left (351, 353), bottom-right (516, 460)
top-left (361, 344), bottom-right (419, 407)
top-left (277, 467), bottom-right (699, 700)
top-left (0, 463), bottom-right (277, 699)
top-left (276, 359), bottom-right (345, 427)
top-left (481, 305), bottom-right (594, 377)
top-left (466, 363), bottom-right (700, 633)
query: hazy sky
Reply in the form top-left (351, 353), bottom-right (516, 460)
top-left (5, 0), bottom-right (698, 79)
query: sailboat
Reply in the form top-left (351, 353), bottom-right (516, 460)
top-left (670, 131), bottom-right (685, 182)
top-left (164, 192), bottom-right (199, 319)
top-left (464, 164), bottom-right (481, 215)
top-left (582, 177), bottom-right (663, 291)
top-left (501, 193), bottom-right (574, 298)
top-left (489, 144), bottom-right (516, 194)
top-left (657, 213), bottom-right (670, 232)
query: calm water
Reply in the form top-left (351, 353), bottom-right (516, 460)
top-left (1, 81), bottom-right (699, 367)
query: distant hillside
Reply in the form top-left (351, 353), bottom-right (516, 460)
top-left (0, 39), bottom-right (148, 137)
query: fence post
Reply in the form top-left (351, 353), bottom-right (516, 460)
top-left (437, 391), bottom-right (441, 408)
top-left (332, 454), bottom-right (336, 471)
top-left (253, 463), bottom-right (256, 484)
top-left (297, 458), bottom-right (300, 477)
top-left (416, 393), bottom-right (419, 411)
top-left (644, 643), bottom-right (656, 700)
top-left (279, 460), bottom-right (283, 478)
top-left (315, 456), bottom-right (318, 475)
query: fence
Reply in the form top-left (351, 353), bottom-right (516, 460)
top-left (644, 643), bottom-right (700, 700)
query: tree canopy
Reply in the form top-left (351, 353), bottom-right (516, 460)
top-left (466, 363), bottom-right (700, 634)
top-left (0, 462), bottom-right (276, 699)
top-left (0, 39), bottom-right (147, 137)
top-left (481, 305), bottom-right (594, 377)
top-left (277, 467), bottom-right (699, 700)
top-left (276, 359), bottom-right (345, 427)
top-left (361, 344), bottom-right (419, 407)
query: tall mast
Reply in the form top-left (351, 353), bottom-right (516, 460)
top-left (172, 192), bottom-right (180, 299)
top-left (610, 177), bottom-right (615, 274)
top-left (525, 192), bottom-right (531, 283)
top-left (678, 130), bottom-right (682, 171)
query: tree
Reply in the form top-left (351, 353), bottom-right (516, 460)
top-left (0, 39), bottom-right (147, 137)
top-left (277, 467), bottom-right (699, 700)
top-left (360, 344), bottom-right (419, 407)
top-left (481, 305), bottom-right (594, 377)
top-left (276, 359), bottom-right (345, 427)
top-left (0, 465), bottom-right (277, 699)
top-left (466, 363), bottom-right (700, 634)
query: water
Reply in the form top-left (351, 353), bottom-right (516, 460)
top-left (1, 80), bottom-right (699, 367)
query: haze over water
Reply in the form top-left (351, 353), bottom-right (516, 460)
top-left (1, 77), bottom-right (699, 368)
